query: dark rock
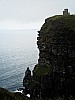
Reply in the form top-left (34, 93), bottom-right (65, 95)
top-left (23, 67), bottom-right (31, 95)
top-left (23, 15), bottom-right (75, 99)
top-left (0, 87), bottom-right (29, 100)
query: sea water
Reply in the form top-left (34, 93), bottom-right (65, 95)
top-left (0, 29), bottom-right (39, 91)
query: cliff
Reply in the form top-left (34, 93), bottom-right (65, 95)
top-left (23, 15), bottom-right (75, 100)
top-left (35, 15), bottom-right (75, 75)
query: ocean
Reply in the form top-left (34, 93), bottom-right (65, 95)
top-left (0, 29), bottom-right (39, 92)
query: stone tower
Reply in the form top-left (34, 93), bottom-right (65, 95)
top-left (63, 9), bottom-right (70, 15)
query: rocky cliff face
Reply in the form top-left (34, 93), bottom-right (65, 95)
top-left (23, 15), bottom-right (75, 99)
top-left (36, 15), bottom-right (75, 74)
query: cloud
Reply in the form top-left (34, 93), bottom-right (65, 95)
top-left (0, 0), bottom-right (74, 29)
top-left (0, 0), bottom-right (61, 22)
top-left (0, 19), bottom-right (43, 30)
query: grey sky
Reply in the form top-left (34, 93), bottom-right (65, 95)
top-left (0, 0), bottom-right (74, 29)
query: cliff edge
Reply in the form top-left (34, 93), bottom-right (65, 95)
top-left (23, 14), bottom-right (75, 100)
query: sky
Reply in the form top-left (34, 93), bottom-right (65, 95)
top-left (0, 0), bottom-right (74, 30)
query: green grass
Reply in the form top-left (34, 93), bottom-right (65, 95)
top-left (40, 15), bottom-right (75, 33)
top-left (34, 65), bottom-right (52, 76)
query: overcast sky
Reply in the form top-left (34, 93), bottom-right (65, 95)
top-left (0, 0), bottom-right (74, 30)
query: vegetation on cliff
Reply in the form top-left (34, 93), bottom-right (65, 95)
top-left (36, 15), bottom-right (75, 76)
top-left (41, 15), bottom-right (75, 34)
top-left (33, 64), bottom-right (52, 76)
top-left (23, 14), bottom-right (75, 100)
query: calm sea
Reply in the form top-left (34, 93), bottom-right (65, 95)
top-left (0, 29), bottom-right (39, 91)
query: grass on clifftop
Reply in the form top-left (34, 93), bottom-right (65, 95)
top-left (41, 15), bottom-right (75, 33)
